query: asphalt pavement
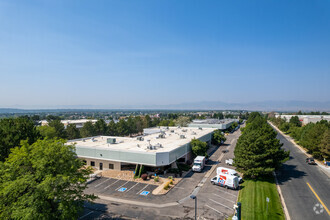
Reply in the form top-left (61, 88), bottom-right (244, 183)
top-left (275, 130), bottom-right (330, 220)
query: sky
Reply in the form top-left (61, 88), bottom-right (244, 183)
top-left (0, 0), bottom-right (329, 108)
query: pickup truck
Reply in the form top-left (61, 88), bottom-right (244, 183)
top-left (225, 159), bottom-right (234, 166)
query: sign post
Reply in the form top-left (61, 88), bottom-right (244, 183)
top-left (266, 197), bottom-right (270, 215)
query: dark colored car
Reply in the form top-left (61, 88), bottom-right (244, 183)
top-left (306, 157), bottom-right (316, 165)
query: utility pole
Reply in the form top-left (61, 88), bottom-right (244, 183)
top-left (190, 195), bottom-right (197, 220)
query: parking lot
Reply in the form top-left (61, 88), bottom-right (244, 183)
top-left (85, 177), bottom-right (158, 200)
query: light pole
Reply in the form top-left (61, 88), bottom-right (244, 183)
top-left (190, 195), bottom-right (197, 220)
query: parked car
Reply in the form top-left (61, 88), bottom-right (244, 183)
top-left (306, 157), bottom-right (316, 165)
top-left (225, 159), bottom-right (234, 165)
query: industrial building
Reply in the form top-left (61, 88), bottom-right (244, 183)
top-left (68, 127), bottom-right (216, 171)
top-left (275, 114), bottom-right (330, 125)
top-left (188, 119), bottom-right (239, 130)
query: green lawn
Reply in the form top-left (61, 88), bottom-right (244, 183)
top-left (237, 177), bottom-right (285, 220)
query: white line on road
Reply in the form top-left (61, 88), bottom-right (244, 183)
top-left (79, 211), bottom-right (94, 219)
top-left (104, 179), bottom-right (120, 190)
top-left (205, 204), bottom-right (228, 217)
top-left (212, 193), bottom-right (236, 203)
top-left (115, 181), bottom-right (129, 191)
top-left (214, 188), bottom-right (237, 197)
top-left (209, 198), bottom-right (233, 210)
top-left (137, 184), bottom-right (149, 194)
top-left (125, 182), bottom-right (140, 193)
top-left (174, 186), bottom-right (185, 189)
top-left (94, 178), bottom-right (111, 188)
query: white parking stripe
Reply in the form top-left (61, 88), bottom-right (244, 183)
top-left (79, 211), bottom-right (94, 219)
top-left (205, 204), bottom-right (228, 217)
top-left (94, 178), bottom-right (111, 188)
top-left (115, 181), bottom-right (129, 191)
top-left (174, 186), bottom-right (185, 189)
top-left (212, 193), bottom-right (236, 203)
top-left (209, 198), bottom-right (233, 210)
top-left (214, 188), bottom-right (237, 197)
top-left (104, 179), bottom-right (120, 189)
top-left (125, 182), bottom-right (139, 193)
top-left (137, 184), bottom-right (149, 194)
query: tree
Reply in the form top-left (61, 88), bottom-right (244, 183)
top-left (0, 117), bottom-right (40, 161)
top-left (212, 130), bottom-right (226, 145)
top-left (320, 129), bottom-right (330, 160)
top-left (37, 125), bottom-right (57, 139)
top-left (48, 120), bottom-right (67, 139)
top-left (190, 139), bottom-right (208, 157)
top-left (234, 113), bottom-right (289, 178)
top-left (126, 116), bottom-right (137, 135)
top-left (94, 119), bottom-right (107, 135)
top-left (0, 139), bottom-right (96, 219)
top-left (107, 120), bottom-right (117, 136)
top-left (116, 119), bottom-right (128, 136)
top-left (289, 116), bottom-right (302, 127)
top-left (175, 116), bottom-right (191, 127)
top-left (66, 124), bottom-right (81, 140)
top-left (80, 121), bottom-right (96, 138)
top-left (143, 115), bottom-right (152, 128)
top-left (134, 116), bottom-right (144, 134)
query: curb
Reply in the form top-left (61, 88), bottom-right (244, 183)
top-left (273, 172), bottom-right (291, 220)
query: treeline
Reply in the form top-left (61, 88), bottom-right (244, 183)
top-left (234, 112), bottom-right (289, 178)
top-left (270, 116), bottom-right (330, 160)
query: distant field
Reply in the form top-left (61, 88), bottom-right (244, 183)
top-left (237, 177), bottom-right (285, 220)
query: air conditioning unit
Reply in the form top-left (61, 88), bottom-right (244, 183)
top-left (107, 138), bottom-right (116, 144)
top-left (180, 135), bottom-right (185, 139)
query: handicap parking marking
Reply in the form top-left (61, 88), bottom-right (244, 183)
top-left (118, 187), bottom-right (127, 192)
top-left (137, 184), bottom-right (149, 194)
top-left (140, 191), bottom-right (150, 196)
top-left (115, 181), bottom-right (129, 191)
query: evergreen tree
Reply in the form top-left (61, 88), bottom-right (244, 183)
top-left (66, 124), bottom-right (81, 140)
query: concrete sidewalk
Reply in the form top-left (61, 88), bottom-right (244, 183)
top-left (269, 121), bottom-right (330, 178)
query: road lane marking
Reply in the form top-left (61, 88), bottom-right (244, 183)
top-left (125, 182), bottom-right (139, 193)
top-left (94, 178), bottom-right (111, 188)
top-left (104, 179), bottom-right (120, 189)
top-left (205, 204), bottom-right (229, 217)
top-left (213, 193), bottom-right (236, 203)
top-left (79, 211), bottom-right (93, 219)
top-left (306, 182), bottom-right (330, 216)
top-left (137, 184), bottom-right (149, 194)
top-left (115, 181), bottom-right (129, 191)
top-left (209, 198), bottom-right (232, 210)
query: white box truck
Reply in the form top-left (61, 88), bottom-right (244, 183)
top-left (210, 174), bottom-right (239, 190)
top-left (216, 167), bottom-right (243, 183)
top-left (192, 156), bottom-right (205, 172)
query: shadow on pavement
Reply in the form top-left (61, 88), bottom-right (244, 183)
top-left (276, 163), bottom-right (306, 184)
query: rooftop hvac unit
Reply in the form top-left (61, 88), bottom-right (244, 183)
top-left (180, 135), bottom-right (185, 139)
top-left (170, 130), bottom-right (174, 133)
top-left (199, 127), bottom-right (203, 130)
top-left (107, 138), bottom-right (116, 144)
top-left (191, 132), bottom-right (196, 135)
top-left (182, 129), bottom-right (187, 132)
top-left (137, 137), bottom-right (144, 141)
top-left (159, 134), bottom-right (165, 138)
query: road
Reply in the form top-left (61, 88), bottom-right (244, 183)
top-left (275, 129), bottom-right (330, 220)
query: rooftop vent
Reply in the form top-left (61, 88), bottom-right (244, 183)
top-left (137, 136), bottom-right (144, 141)
top-left (159, 134), bottom-right (165, 138)
top-left (107, 138), bottom-right (116, 144)
top-left (198, 127), bottom-right (203, 130)
top-left (182, 129), bottom-right (187, 132)
top-left (170, 130), bottom-right (174, 133)
top-left (180, 135), bottom-right (186, 139)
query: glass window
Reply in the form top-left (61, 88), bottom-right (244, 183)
top-left (91, 161), bottom-right (95, 166)
top-left (109, 163), bottom-right (114, 169)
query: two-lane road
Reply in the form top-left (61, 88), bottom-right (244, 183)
top-left (275, 130), bottom-right (330, 220)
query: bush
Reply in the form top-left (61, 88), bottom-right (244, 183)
top-left (163, 181), bottom-right (171, 190)
top-left (177, 163), bottom-right (190, 171)
top-left (168, 176), bottom-right (173, 180)
top-left (169, 179), bottom-right (174, 185)
top-left (154, 176), bottom-right (159, 182)
top-left (141, 173), bottom-right (148, 180)
top-left (148, 173), bottom-right (153, 179)
top-left (167, 168), bottom-right (179, 174)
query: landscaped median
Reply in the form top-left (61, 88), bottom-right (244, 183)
top-left (237, 177), bottom-right (285, 220)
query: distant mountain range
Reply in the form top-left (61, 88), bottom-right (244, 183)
top-left (1, 100), bottom-right (329, 112)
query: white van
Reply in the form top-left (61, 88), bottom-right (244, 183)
top-left (217, 167), bottom-right (243, 183)
top-left (211, 174), bottom-right (239, 190)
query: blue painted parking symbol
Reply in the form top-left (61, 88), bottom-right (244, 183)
top-left (118, 187), bottom-right (127, 192)
top-left (140, 191), bottom-right (150, 196)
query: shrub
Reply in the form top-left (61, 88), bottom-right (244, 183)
top-left (141, 174), bottom-right (148, 180)
top-left (169, 179), bottom-right (174, 185)
top-left (154, 176), bottom-right (159, 182)
top-left (163, 181), bottom-right (170, 190)
top-left (168, 176), bottom-right (173, 180)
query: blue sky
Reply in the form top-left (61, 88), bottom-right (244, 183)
top-left (0, 0), bottom-right (329, 108)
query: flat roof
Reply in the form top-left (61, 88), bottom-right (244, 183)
top-left (68, 127), bottom-right (216, 154)
top-left (190, 119), bottom-right (237, 125)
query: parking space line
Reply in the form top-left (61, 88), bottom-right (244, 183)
top-left (104, 179), bottom-right (120, 190)
top-left (79, 211), bottom-right (94, 219)
top-left (94, 178), bottom-right (111, 188)
top-left (125, 182), bottom-right (139, 193)
top-left (209, 198), bottom-right (233, 210)
top-left (214, 188), bottom-right (237, 197)
top-left (212, 193), bottom-right (236, 203)
top-left (174, 186), bottom-right (184, 190)
top-left (137, 184), bottom-right (149, 194)
top-left (205, 204), bottom-right (228, 217)
top-left (115, 181), bottom-right (129, 191)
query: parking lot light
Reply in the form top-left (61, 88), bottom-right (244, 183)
top-left (190, 195), bottom-right (197, 220)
